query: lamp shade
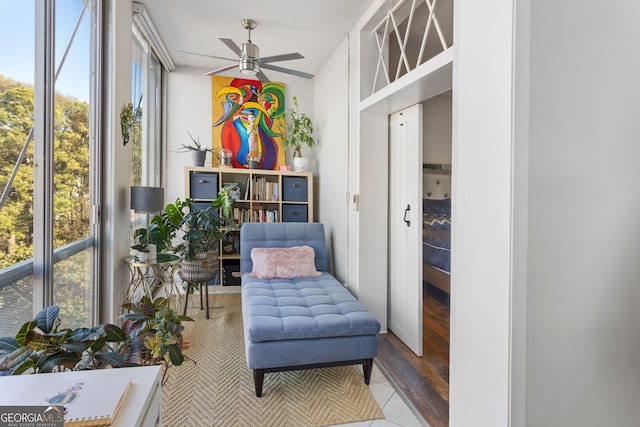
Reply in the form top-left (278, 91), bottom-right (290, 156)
top-left (131, 186), bottom-right (164, 213)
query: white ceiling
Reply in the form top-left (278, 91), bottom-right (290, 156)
top-left (138, 0), bottom-right (376, 79)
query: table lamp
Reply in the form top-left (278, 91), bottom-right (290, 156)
top-left (131, 186), bottom-right (164, 261)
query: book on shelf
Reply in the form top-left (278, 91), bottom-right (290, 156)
top-left (244, 177), bottom-right (250, 200)
top-left (3, 373), bottom-right (132, 426)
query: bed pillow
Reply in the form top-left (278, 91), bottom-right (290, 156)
top-left (249, 246), bottom-right (322, 279)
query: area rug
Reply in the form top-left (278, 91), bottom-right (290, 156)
top-left (161, 293), bottom-right (384, 427)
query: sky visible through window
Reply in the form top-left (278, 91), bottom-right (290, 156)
top-left (0, 0), bottom-right (90, 102)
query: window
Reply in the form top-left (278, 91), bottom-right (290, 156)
top-left (0, 0), bottom-right (102, 334)
top-left (131, 27), bottom-right (162, 187)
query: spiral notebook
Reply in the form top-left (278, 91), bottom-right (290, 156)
top-left (54, 376), bottom-right (132, 426)
top-left (5, 373), bottom-right (132, 426)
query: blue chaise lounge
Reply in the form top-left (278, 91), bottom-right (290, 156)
top-left (240, 222), bottom-right (381, 397)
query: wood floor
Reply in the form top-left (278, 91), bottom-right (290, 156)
top-left (377, 282), bottom-right (450, 427)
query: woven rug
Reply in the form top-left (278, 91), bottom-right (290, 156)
top-left (161, 293), bottom-right (384, 427)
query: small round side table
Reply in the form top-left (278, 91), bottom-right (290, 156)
top-left (123, 253), bottom-right (182, 312)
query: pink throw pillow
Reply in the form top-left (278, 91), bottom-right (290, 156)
top-left (249, 246), bottom-right (322, 279)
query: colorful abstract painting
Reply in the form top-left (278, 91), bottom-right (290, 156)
top-left (212, 76), bottom-right (285, 169)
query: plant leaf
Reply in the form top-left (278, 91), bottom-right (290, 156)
top-left (121, 302), bottom-right (142, 313)
top-left (12, 359), bottom-right (35, 375)
top-left (60, 341), bottom-right (88, 354)
top-left (166, 343), bottom-right (184, 366)
top-left (37, 352), bottom-right (81, 373)
top-left (153, 297), bottom-right (168, 308)
top-left (67, 326), bottom-right (102, 342)
top-left (90, 337), bottom-right (107, 353)
top-left (103, 324), bottom-right (126, 342)
top-left (34, 305), bottom-right (59, 333)
top-left (16, 320), bottom-right (38, 346)
top-left (121, 312), bottom-right (149, 322)
top-left (166, 321), bottom-right (184, 336)
top-left (94, 351), bottom-right (124, 367)
top-left (25, 331), bottom-right (55, 351)
top-left (0, 337), bottom-right (20, 356)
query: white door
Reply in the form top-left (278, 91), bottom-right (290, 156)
top-left (388, 104), bottom-right (423, 356)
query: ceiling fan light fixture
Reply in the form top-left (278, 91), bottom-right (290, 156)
top-left (242, 42), bottom-right (259, 59)
top-left (239, 41), bottom-right (259, 76)
top-left (241, 67), bottom-right (258, 76)
top-left (193, 17), bottom-right (313, 81)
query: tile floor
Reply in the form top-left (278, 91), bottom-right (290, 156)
top-left (331, 363), bottom-right (428, 427)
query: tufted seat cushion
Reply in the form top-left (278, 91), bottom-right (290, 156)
top-left (242, 272), bottom-right (380, 343)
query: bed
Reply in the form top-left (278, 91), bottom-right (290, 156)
top-left (422, 166), bottom-right (451, 294)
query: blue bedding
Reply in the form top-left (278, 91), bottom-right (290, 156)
top-left (423, 198), bottom-right (451, 273)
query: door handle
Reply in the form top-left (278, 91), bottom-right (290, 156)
top-left (403, 204), bottom-right (411, 227)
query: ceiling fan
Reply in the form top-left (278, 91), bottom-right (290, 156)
top-left (178, 19), bottom-right (313, 82)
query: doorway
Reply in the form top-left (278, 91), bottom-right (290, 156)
top-left (388, 104), bottom-right (424, 357)
top-left (380, 93), bottom-right (453, 427)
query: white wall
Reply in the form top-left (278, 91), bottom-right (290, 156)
top-left (450, 0), bottom-right (516, 426)
top-left (422, 92), bottom-right (452, 165)
top-left (101, 0), bottom-right (134, 324)
top-left (164, 67), bottom-right (314, 208)
top-left (525, 1), bottom-right (640, 425)
top-left (164, 66), bottom-right (213, 204)
top-left (313, 38), bottom-right (350, 283)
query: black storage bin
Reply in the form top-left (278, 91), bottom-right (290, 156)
top-left (222, 260), bottom-right (241, 286)
top-left (282, 204), bottom-right (308, 222)
top-left (190, 172), bottom-right (218, 199)
top-left (282, 176), bottom-right (308, 202)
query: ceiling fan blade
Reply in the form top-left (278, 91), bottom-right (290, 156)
top-left (261, 63), bottom-right (314, 79)
top-left (218, 37), bottom-right (243, 58)
top-left (203, 63), bottom-right (239, 76)
top-left (257, 52), bottom-right (304, 64)
top-left (176, 50), bottom-right (237, 62)
top-left (256, 70), bottom-right (271, 83)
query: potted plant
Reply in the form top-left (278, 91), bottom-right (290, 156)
top-left (177, 131), bottom-right (215, 167)
top-left (283, 96), bottom-right (316, 171)
top-left (120, 296), bottom-right (193, 382)
top-left (152, 186), bottom-right (235, 283)
top-left (0, 299), bottom-right (193, 384)
top-left (131, 228), bottom-right (152, 261)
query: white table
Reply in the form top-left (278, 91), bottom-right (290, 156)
top-left (0, 365), bottom-right (162, 427)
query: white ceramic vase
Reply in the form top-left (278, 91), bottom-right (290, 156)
top-left (293, 156), bottom-right (308, 172)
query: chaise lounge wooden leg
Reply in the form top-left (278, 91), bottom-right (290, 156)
top-left (253, 369), bottom-right (265, 397)
top-left (363, 358), bottom-right (373, 385)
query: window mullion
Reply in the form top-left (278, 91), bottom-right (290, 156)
top-left (33, 0), bottom-right (56, 312)
top-left (90, 0), bottom-right (103, 326)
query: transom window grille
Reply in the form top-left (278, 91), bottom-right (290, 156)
top-left (362, 0), bottom-right (453, 96)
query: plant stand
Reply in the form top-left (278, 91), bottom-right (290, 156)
top-left (178, 250), bottom-right (219, 319)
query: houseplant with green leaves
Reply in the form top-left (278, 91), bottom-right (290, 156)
top-left (150, 186), bottom-right (235, 283)
top-left (177, 131), bottom-right (215, 167)
top-left (283, 96), bottom-right (316, 171)
top-left (0, 299), bottom-right (192, 380)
